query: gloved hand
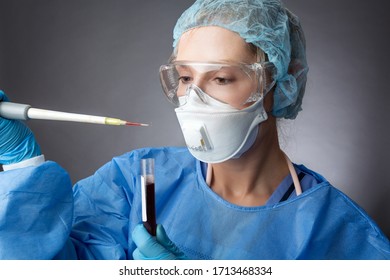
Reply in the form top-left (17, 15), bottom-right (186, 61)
top-left (0, 90), bottom-right (41, 165)
top-left (132, 224), bottom-right (188, 260)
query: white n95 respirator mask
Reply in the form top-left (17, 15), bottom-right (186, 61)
top-left (175, 84), bottom-right (268, 163)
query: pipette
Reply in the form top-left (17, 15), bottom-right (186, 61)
top-left (0, 101), bottom-right (149, 127)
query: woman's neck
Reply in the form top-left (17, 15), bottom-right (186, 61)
top-left (208, 119), bottom-right (289, 206)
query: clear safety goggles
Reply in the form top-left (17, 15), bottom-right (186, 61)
top-left (159, 61), bottom-right (276, 108)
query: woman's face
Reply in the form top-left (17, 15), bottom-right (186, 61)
top-left (175, 26), bottom-right (261, 109)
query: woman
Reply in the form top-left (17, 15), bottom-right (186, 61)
top-left (0, 0), bottom-right (389, 259)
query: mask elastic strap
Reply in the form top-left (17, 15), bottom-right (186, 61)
top-left (284, 153), bottom-right (302, 196)
top-left (206, 163), bottom-right (213, 186)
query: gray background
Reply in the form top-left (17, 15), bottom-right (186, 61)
top-left (0, 0), bottom-right (389, 239)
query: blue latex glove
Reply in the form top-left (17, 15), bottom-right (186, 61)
top-left (0, 90), bottom-right (41, 165)
top-left (132, 224), bottom-right (188, 260)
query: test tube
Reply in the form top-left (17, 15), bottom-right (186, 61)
top-left (141, 158), bottom-right (156, 236)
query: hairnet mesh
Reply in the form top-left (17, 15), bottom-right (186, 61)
top-left (172, 0), bottom-right (308, 119)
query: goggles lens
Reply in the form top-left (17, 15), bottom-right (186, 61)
top-left (159, 61), bottom-right (274, 108)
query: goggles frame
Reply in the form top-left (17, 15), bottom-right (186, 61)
top-left (159, 60), bottom-right (276, 108)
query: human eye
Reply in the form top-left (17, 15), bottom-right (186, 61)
top-left (211, 67), bottom-right (240, 85)
top-left (178, 75), bottom-right (193, 84)
top-left (176, 66), bottom-right (194, 85)
top-left (214, 76), bottom-right (235, 85)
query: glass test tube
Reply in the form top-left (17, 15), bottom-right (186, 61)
top-left (141, 158), bottom-right (156, 236)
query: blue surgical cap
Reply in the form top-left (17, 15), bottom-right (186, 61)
top-left (173, 0), bottom-right (308, 119)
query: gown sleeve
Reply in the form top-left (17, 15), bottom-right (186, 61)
top-left (0, 150), bottom-right (139, 259)
top-left (0, 161), bottom-right (75, 259)
top-left (0, 150), bottom-right (139, 260)
top-left (69, 152), bottom-right (137, 259)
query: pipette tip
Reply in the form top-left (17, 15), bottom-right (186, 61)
top-left (125, 121), bottom-right (149, 127)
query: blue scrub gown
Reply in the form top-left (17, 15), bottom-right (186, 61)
top-left (0, 147), bottom-right (389, 259)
